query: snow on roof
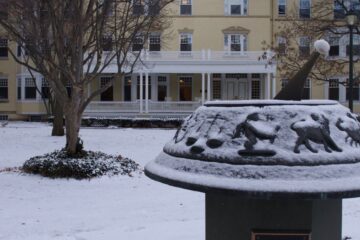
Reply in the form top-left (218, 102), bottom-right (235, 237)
top-left (145, 100), bottom-right (360, 199)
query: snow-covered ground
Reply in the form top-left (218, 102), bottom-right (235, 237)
top-left (0, 122), bottom-right (359, 240)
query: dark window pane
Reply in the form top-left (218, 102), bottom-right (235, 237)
top-left (231, 5), bottom-right (241, 14)
top-left (101, 37), bottom-right (113, 51)
top-left (329, 88), bottom-right (339, 100)
top-left (25, 87), bottom-right (37, 99)
top-left (0, 47), bottom-right (8, 57)
top-left (299, 9), bottom-right (310, 18)
top-left (231, 44), bottom-right (241, 51)
top-left (329, 45), bottom-right (339, 56)
top-left (124, 85), bottom-right (131, 101)
top-left (302, 88), bottom-right (310, 99)
top-left (158, 85), bottom-right (167, 101)
top-left (17, 87), bottom-right (21, 100)
top-left (346, 45), bottom-right (360, 56)
top-left (148, 1), bottom-right (160, 16)
top-left (180, 5), bottom-right (191, 15)
top-left (132, 43), bottom-right (143, 51)
top-left (334, 8), bottom-right (345, 19)
top-left (101, 86), bottom-right (113, 101)
top-left (0, 87), bottom-right (7, 99)
top-left (299, 46), bottom-right (310, 57)
top-left (41, 87), bottom-right (50, 99)
top-left (346, 86), bottom-right (360, 101)
top-left (278, 5), bottom-right (286, 15)
top-left (133, 1), bottom-right (144, 15)
top-left (180, 44), bottom-right (191, 51)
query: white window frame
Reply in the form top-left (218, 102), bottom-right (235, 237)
top-left (299, 0), bottom-right (311, 18)
top-left (224, 0), bottom-right (248, 16)
top-left (149, 33), bottom-right (161, 52)
top-left (224, 34), bottom-right (247, 53)
top-left (180, 33), bottom-right (192, 52)
top-left (278, 0), bottom-right (286, 16)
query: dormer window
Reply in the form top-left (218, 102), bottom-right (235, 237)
top-left (225, 0), bottom-right (248, 16)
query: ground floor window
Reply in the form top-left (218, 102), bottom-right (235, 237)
top-left (100, 76), bottom-right (114, 101)
top-left (0, 78), bottom-right (8, 100)
top-left (281, 79), bottom-right (289, 89)
top-left (17, 78), bottom-right (21, 100)
top-left (157, 76), bottom-right (167, 101)
top-left (179, 76), bottom-right (192, 101)
top-left (42, 79), bottom-right (50, 99)
top-left (25, 78), bottom-right (37, 99)
top-left (346, 79), bottom-right (360, 101)
top-left (137, 76), bottom-right (151, 100)
top-left (212, 74), bottom-right (222, 100)
top-left (302, 79), bottom-right (311, 99)
top-left (124, 76), bottom-right (132, 101)
top-left (328, 79), bottom-right (339, 100)
top-left (251, 79), bottom-right (261, 99)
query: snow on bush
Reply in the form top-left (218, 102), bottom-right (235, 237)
top-left (23, 150), bottom-right (141, 179)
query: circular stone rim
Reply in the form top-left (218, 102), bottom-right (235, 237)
top-left (145, 152), bottom-right (360, 200)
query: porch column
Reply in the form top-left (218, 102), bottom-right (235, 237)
top-left (272, 76), bottom-right (276, 98)
top-left (339, 77), bottom-right (346, 103)
top-left (265, 73), bottom-right (271, 99)
top-left (207, 73), bottom-right (211, 101)
top-left (202, 73), bottom-right (205, 104)
top-left (140, 72), bottom-right (143, 113)
top-left (36, 76), bottom-right (42, 101)
top-left (21, 77), bottom-right (25, 101)
top-left (145, 72), bottom-right (149, 113)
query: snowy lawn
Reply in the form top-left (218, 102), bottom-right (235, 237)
top-left (0, 122), bottom-right (359, 240)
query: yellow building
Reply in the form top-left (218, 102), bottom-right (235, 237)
top-left (0, 0), bottom-right (358, 120)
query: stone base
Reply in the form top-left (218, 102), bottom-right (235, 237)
top-left (206, 194), bottom-right (342, 240)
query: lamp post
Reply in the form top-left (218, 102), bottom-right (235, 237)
top-left (346, 11), bottom-right (358, 112)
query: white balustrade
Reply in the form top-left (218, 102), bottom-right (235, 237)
top-left (148, 100), bottom-right (201, 113)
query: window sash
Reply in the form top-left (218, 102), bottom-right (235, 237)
top-left (278, 0), bottom-right (286, 15)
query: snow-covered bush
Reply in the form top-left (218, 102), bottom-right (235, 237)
top-left (23, 150), bottom-right (141, 179)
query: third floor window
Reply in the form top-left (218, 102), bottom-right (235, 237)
top-left (149, 33), bottom-right (161, 51)
top-left (334, 0), bottom-right (360, 19)
top-left (180, 33), bottom-right (192, 51)
top-left (180, 0), bottom-right (192, 15)
top-left (278, 0), bottom-right (286, 16)
top-left (299, 0), bottom-right (310, 19)
top-left (225, 0), bottom-right (248, 16)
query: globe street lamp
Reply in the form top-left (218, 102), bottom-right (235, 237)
top-left (346, 11), bottom-right (358, 112)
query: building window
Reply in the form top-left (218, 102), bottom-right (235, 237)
top-left (299, 0), bottom-right (311, 19)
top-left (149, 33), bottom-right (161, 51)
top-left (299, 36), bottom-right (310, 58)
top-left (212, 74), bottom-right (222, 100)
top-left (0, 78), bottom-right (8, 100)
top-left (281, 79), bottom-right (289, 89)
top-left (224, 34), bottom-right (246, 52)
top-left (124, 76), bottom-right (132, 101)
top-left (137, 76), bottom-right (151, 99)
top-left (329, 37), bottom-right (340, 57)
top-left (17, 78), bottom-right (21, 100)
top-left (179, 76), bottom-right (192, 101)
top-left (346, 79), bottom-right (360, 101)
top-left (0, 3), bottom-right (8, 20)
top-left (180, 0), bottom-right (192, 15)
top-left (328, 79), bottom-right (339, 100)
top-left (180, 33), bottom-right (192, 51)
top-left (225, 0), bottom-right (248, 16)
top-left (158, 76), bottom-right (167, 101)
top-left (100, 76), bottom-right (114, 101)
top-left (278, 0), bottom-right (286, 16)
top-left (133, 0), bottom-right (144, 15)
top-left (334, 0), bottom-right (346, 19)
top-left (346, 35), bottom-right (360, 56)
top-left (132, 34), bottom-right (144, 51)
top-left (148, 0), bottom-right (160, 16)
top-left (251, 80), bottom-right (261, 99)
top-left (41, 79), bottom-right (50, 99)
top-left (0, 38), bottom-right (8, 57)
top-left (25, 78), bottom-right (37, 100)
top-left (277, 36), bottom-right (286, 55)
top-left (101, 35), bottom-right (113, 52)
top-left (302, 79), bottom-right (311, 99)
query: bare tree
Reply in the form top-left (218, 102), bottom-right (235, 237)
top-left (272, 0), bottom-right (360, 85)
top-left (0, 0), bottom-right (173, 155)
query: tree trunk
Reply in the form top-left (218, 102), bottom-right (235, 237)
top-left (64, 103), bottom-right (83, 156)
top-left (51, 99), bottom-right (64, 136)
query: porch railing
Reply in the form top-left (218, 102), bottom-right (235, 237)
top-left (84, 100), bottom-right (201, 116)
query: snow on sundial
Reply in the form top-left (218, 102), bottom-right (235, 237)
top-left (145, 100), bottom-right (360, 198)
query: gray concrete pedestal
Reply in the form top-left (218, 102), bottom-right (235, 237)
top-left (206, 194), bottom-right (342, 240)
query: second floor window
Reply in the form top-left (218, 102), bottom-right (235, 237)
top-left (329, 37), bottom-right (340, 57)
top-left (225, 0), bottom-right (248, 16)
top-left (224, 34), bottom-right (246, 52)
top-left (132, 35), bottom-right (144, 51)
top-left (299, 0), bottom-right (310, 18)
top-left (25, 78), bottom-right (37, 100)
top-left (299, 36), bottom-right (310, 58)
top-left (149, 33), bottom-right (161, 51)
top-left (180, 0), bottom-right (192, 15)
top-left (278, 0), bottom-right (286, 16)
top-left (277, 36), bottom-right (286, 55)
top-left (41, 79), bottom-right (50, 99)
top-left (133, 0), bottom-right (145, 15)
top-left (180, 33), bottom-right (192, 51)
top-left (101, 35), bottom-right (113, 52)
top-left (148, 0), bottom-right (160, 16)
top-left (0, 38), bottom-right (8, 57)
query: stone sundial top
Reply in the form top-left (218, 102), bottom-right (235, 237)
top-left (145, 100), bottom-right (360, 199)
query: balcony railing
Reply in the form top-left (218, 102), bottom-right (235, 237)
top-left (140, 50), bottom-right (273, 63)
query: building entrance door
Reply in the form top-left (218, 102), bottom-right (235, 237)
top-left (226, 79), bottom-right (248, 100)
